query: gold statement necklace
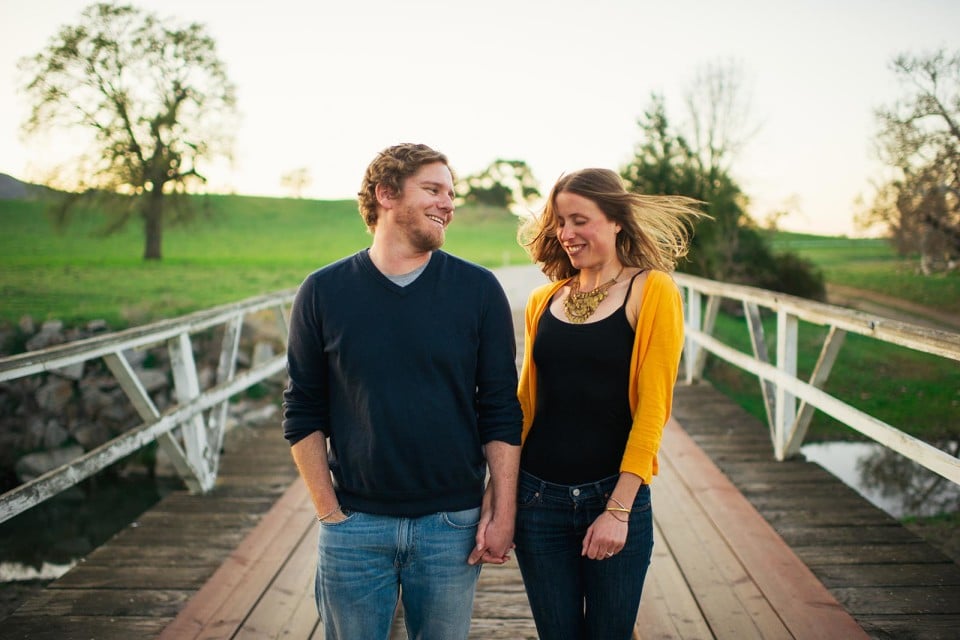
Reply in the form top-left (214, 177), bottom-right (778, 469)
top-left (563, 266), bottom-right (625, 324)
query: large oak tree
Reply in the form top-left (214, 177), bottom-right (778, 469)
top-left (19, 2), bottom-right (238, 260)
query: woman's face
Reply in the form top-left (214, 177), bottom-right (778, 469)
top-left (554, 191), bottom-right (620, 271)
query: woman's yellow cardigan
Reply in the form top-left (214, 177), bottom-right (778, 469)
top-left (517, 270), bottom-right (685, 484)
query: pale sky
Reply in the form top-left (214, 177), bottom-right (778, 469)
top-left (2, 0), bottom-right (958, 236)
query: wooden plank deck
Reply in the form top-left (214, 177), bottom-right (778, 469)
top-left (157, 414), bottom-right (869, 639)
top-left (4, 386), bottom-right (959, 639)
top-left (2, 404), bottom-right (879, 640)
top-left (671, 383), bottom-right (960, 640)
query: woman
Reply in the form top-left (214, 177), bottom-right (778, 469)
top-left (514, 168), bottom-right (703, 640)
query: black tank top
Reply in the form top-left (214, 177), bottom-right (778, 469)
top-left (520, 273), bottom-right (642, 484)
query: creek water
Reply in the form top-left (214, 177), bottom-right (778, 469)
top-left (801, 440), bottom-right (960, 519)
top-left (0, 472), bottom-right (182, 582)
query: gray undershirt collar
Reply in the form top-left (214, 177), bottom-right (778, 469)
top-left (385, 260), bottom-right (429, 287)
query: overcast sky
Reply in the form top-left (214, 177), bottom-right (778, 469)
top-left (2, 0), bottom-right (958, 236)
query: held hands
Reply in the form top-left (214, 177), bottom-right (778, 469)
top-left (468, 483), bottom-right (516, 565)
top-left (468, 511), bottom-right (515, 565)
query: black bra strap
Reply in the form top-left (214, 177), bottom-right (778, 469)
top-left (619, 269), bottom-right (647, 309)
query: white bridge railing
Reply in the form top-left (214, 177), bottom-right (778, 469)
top-left (2, 274), bottom-right (958, 526)
top-left (0, 289), bottom-right (296, 525)
top-left (675, 272), bottom-right (960, 485)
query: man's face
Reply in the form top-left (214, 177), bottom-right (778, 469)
top-left (388, 162), bottom-right (456, 252)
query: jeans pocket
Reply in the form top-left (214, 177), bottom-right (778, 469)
top-left (517, 486), bottom-right (541, 510)
top-left (440, 506), bottom-right (481, 529)
top-left (318, 509), bottom-right (359, 527)
top-left (631, 485), bottom-right (652, 514)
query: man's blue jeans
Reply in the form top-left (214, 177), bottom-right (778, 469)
top-left (314, 507), bottom-right (482, 640)
top-left (514, 470), bottom-right (654, 640)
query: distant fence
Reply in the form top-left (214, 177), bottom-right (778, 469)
top-left (675, 273), bottom-right (960, 485)
top-left (0, 289), bottom-right (296, 525)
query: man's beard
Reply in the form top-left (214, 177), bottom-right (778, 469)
top-left (400, 206), bottom-right (444, 252)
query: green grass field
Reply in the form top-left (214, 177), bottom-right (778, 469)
top-left (0, 196), bottom-right (529, 327)
top-left (4, 197), bottom-right (957, 326)
top-left (768, 231), bottom-right (960, 312)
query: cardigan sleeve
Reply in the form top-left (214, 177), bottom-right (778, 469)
top-left (620, 271), bottom-right (685, 482)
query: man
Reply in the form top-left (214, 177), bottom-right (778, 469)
top-left (282, 143), bottom-right (522, 639)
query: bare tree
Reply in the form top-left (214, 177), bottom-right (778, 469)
top-left (621, 65), bottom-right (825, 300)
top-left (862, 49), bottom-right (960, 273)
top-left (684, 59), bottom-right (759, 179)
top-left (19, 2), bottom-right (238, 260)
top-left (682, 60), bottom-right (759, 277)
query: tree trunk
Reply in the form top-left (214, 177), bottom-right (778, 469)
top-left (143, 191), bottom-right (164, 261)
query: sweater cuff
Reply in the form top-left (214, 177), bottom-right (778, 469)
top-left (620, 446), bottom-right (659, 484)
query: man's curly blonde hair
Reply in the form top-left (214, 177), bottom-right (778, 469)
top-left (357, 143), bottom-right (451, 231)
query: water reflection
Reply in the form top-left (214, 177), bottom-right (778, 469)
top-left (0, 474), bottom-right (179, 582)
top-left (801, 440), bottom-right (960, 519)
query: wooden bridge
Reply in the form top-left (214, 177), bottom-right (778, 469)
top-left (3, 382), bottom-right (959, 639)
top-left (2, 266), bottom-right (959, 638)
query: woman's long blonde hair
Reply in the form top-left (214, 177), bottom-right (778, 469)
top-left (519, 168), bottom-right (706, 281)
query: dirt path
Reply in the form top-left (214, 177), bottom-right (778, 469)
top-left (825, 283), bottom-right (960, 332)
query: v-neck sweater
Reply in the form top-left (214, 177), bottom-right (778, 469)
top-left (283, 249), bottom-right (522, 516)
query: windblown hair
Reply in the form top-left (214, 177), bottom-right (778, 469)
top-left (357, 143), bottom-right (451, 231)
top-left (519, 168), bottom-right (706, 281)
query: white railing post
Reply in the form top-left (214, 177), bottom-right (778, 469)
top-left (694, 296), bottom-right (720, 381)
top-left (684, 288), bottom-right (703, 384)
top-left (207, 315), bottom-right (244, 478)
top-left (774, 310), bottom-right (798, 460)
top-left (744, 301), bottom-right (776, 440)
top-left (274, 302), bottom-right (290, 343)
top-left (103, 350), bottom-right (204, 492)
top-left (784, 325), bottom-right (847, 457)
top-left (168, 332), bottom-right (215, 491)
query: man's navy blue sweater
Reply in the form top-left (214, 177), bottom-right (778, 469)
top-left (282, 249), bottom-right (522, 517)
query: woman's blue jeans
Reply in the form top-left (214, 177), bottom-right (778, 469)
top-left (314, 507), bottom-right (482, 640)
top-left (514, 470), bottom-right (654, 640)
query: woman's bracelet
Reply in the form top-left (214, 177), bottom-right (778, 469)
top-left (608, 496), bottom-right (630, 511)
top-left (605, 510), bottom-right (629, 523)
top-left (316, 505), bottom-right (342, 522)
top-left (606, 506), bottom-right (631, 513)
top-left (606, 495), bottom-right (630, 522)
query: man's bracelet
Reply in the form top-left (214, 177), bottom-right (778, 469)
top-left (317, 505), bottom-right (342, 522)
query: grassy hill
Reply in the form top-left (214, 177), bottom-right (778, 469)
top-left (767, 231), bottom-right (959, 312)
top-left (0, 195), bottom-right (528, 327)
top-left (4, 193), bottom-right (957, 328)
